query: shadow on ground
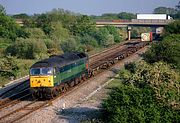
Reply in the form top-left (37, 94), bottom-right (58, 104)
top-left (55, 107), bottom-right (102, 122)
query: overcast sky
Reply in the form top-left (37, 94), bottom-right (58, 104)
top-left (1, 0), bottom-right (179, 15)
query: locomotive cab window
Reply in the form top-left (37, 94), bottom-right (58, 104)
top-left (30, 67), bottom-right (53, 76)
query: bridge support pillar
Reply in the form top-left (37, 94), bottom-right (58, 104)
top-left (127, 26), bottom-right (132, 40)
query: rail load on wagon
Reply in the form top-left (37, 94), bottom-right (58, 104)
top-left (141, 32), bottom-right (153, 42)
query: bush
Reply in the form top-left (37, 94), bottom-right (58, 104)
top-left (93, 28), bottom-right (110, 47)
top-left (120, 61), bottom-right (180, 109)
top-left (25, 28), bottom-right (47, 39)
top-left (105, 34), bottom-right (114, 46)
top-left (50, 21), bottom-right (70, 41)
top-left (103, 84), bottom-right (179, 123)
top-left (164, 20), bottom-right (180, 34)
top-left (80, 34), bottom-right (98, 47)
top-left (6, 38), bottom-right (48, 59)
top-left (105, 26), bottom-right (122, 43)
top-left (106, 60), bottom-right (180, 123)
top-left (0, 56), bottom-right (19, 78)
top-left (124, 62), bottom-right (136, 73)
top-left (60, 37), bottom-right (80, 52)
top-left (0, 13), bottom-right (27, 40)
top-left (143, 34), bottom-right (180, 70)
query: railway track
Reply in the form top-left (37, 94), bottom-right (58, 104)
top-left (0, 40), bottom-right (150, 123)
top-left (0, 76), bottom-right (95, 123)
top-left (0, 89), bottom-right (31, 110)
top-left (0, 80), bottom-right (29, 99)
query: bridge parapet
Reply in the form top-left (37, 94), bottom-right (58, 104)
top-left (131, 19), bottom-right (173, 23)
top-left (96, 19), bottom-right (174, 27)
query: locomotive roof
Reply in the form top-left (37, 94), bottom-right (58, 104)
top-left (31, 52), bottom-right (88, 68)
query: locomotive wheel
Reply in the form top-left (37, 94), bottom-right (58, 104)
top-left (50, 89), bottom-right (58, 98)
top-left (61, 85), bottom-right (66, 93)
top-left (32, 91), bottom-right (38, 99)
top-left (58, 86), bottom-right (63, 94)
top-left (64, 83), bottom-right (69, 92)
top-left (69, 80), bottom-right (75, 87)
top-left (82, 74), bottom-right (86, 81)
top-left (75, 78), bottom-right (79, 85)
top-left (79, 76), bottom-right (83, 83)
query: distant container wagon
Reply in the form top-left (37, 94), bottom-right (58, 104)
top-left (141, 32), bottom-right (153, 41)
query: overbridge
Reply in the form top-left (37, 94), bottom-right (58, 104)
top-left (96, 19), bottom-right (173, 40)
top-left (96, 19), bottom-right (173, 27)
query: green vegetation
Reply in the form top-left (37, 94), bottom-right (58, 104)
top-left (102, 20), bottom-right (180, 123)
top-left (92, 12), bottom-right (136, 20)
top-left (0, 13), bottom-right (27, 41)
top-left (143, 21), bottom-right (180, 70)
top-left (153, 7), bottom-right (176, 15)
top-left (153, 1), bottom-right (180, 19)
top-left (6, 38), bottom-right (48, 59)
top-left (0, 5), bottom-right (125, 85)
top-left (164, 20), bottom-right (180, 34)
top-left (103, 61), bottom-right (180, 123)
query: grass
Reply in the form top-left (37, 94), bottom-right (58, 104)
top-left (106, 78), bottom-right (122, 89)
top-left (0, 77), bottom-right (10, 87)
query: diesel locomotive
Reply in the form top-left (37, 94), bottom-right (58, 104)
top-left (30, 52), bottom-right (89, 99)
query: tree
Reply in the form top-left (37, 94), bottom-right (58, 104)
top-left (93, 28), bottom-right (110, 47)
top-left (0, 4), bottom-right (5, 15)
top-left (105, 26), bottom-right (122, 42)
top-left (164, 20), bottom-right (180, 34)
top-left (50, 21), bottom-right (70, 41)
top-left (6, 38), bottom-right (48, 59)
top-left (0, 56), bottom-right (19, 78)
top-left (36, 14), bottom-right (53, 35)
top-left (153, 7), bottom-right (177, 15)
top-left (103, 83), bottom-right (179, 123)
top-left (60, 37), bottom-right (79, 52)
top-left (175, 1), bottom-right (180, 11)
top-left (118, 12), bottom-right (136, 20)
top-left (105, 34), bottom-right (114, 46)
top-left (143, 21), bottom-right (180, 69)
top-left (80, 34), bottom-right (98, 47)
top-left (12, 13), bottom-right (29, 19)
top-left (44, 39), bottom-right (63, 55)
top-left (0, 14), bottom-right (27, 40)
top-left (100, 13), bottom-right (119, 20)
top-left (25, 28), bottom-right (47, 39)
top-left (70, 15), bottom-right (96, 36)
top-left (47, 8), bottom-right (77, 29)
top-left (103, 61), bottom-right (180, 122)
top-left (143, 36), bottom-right (180, 70)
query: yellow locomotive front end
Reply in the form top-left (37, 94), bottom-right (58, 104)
top-left (30, 67), bottom-right (54, 87)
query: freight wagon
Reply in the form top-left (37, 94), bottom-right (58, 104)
top-left (141, 32), bottom-right (153, 41)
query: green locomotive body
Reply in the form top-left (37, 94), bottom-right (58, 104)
top-left (30, 52), bottom-right (89, 98)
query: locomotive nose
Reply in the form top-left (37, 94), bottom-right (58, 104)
top-left (37, 80), bottom-right (41, 83)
